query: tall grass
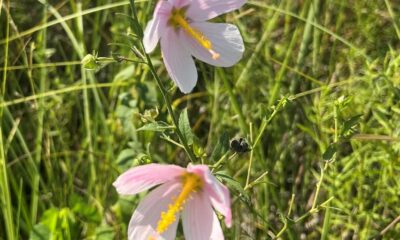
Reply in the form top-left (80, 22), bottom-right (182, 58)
top-left (0, 0), bottom-right (399, 239)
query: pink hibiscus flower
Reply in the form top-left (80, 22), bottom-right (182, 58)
top-left (143, 0), bottom-right (246, 93)
top-left (113, 164), bottom-right (231, 240)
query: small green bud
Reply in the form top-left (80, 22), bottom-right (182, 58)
top-left (140, 108), bottom-right (159, 123)
top-left (81, 54), bottom-right (98, 70)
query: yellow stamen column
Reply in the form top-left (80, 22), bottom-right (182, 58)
top-left (156, 173), bottom-right (203, 234)
top-left (170, 10), bottom-right (220, 60)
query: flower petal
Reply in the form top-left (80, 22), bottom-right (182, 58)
top-left (181, 22), bottom-right (244, 67)
top-left (143, 1), bottom-right (172, 53)
top-left (128, 182), bottom-right (182, 240)
top-left (187, 164), bottom-right (232, 227)
top-left (161, 29), bottom-right (198, 93)
top-left (113, 164), bottom-right (184, 195)
top-left (169, 0), bottom-right (191, 8)
top-left (182, 192), bottom-right (224, 240)
top-left (187, 0), bottom-right (246, 21)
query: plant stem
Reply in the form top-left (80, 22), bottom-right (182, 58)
top-left (0, 1), bottom-right (15, 238)
top-left (217, 69), bottom-right (248, 134)
top-left (245, 122), bottom-right (253, 187)
top-left (128, 0), bottom-right (196, 162)
top-left (274, 197), bottom-right (334, 239)
top-left (312, 102), bottom-right (338, 210)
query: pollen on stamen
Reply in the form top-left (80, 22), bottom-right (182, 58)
top-left (157, 203), bottom-right (179, 234)
top-left (210, 49), bottom-right (220, 60)
top-left (155, 173), bottom-right (204, 235)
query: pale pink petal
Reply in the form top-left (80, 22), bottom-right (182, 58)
top-left (128, 182), bottom-right (182, 240)
top-left (169, 0), bottom-right (191, 8)
top-left (113, 164), bottom-right (184, 195)
top-left (161, 29), bottom-right (198, 93)
top-left (143, 1), bottom-right (172, 53)
top-left (181, 22), bottom-right (244, 67)
top-left (187, 164), bottom-right (232, 227)
top-left (182, 192), bottom-right (224, 240)
top-left (187, 0), bottom-right (246, 21)
top-left (143, 19), bottom-right (164, 53)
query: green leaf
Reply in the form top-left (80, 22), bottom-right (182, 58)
top-left (30, 224), bottom-right (52, 240)
top-left (38, 208), bottom-right (59, 230)
top-left (215, 172), bottom-right (250, 202)
top-left (322, 143), bottom-right (338, 160)
top-left (113, 65), bottom-right (135, 82)
top-left (341, 114), bottom-right (363, 138)
top-left (95, 226), bottom-right (115, 240)
top-left (71, 194), bottom-right (101, 224)
top-left (117, 196), bottom-right (137, 220)
top-left (30, 208), bottom-right (78, 240)
top-left (137, 121), bottom-right (174, 132)
top-left (178, 109), bottom-right (194, 145)
top-left (336, 95), bottom-right (353, 109)
top-left (117, 149), bottom-right (136, 164)
top-left (210, 132), bottom-right (230, 162)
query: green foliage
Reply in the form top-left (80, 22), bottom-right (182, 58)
top-left (178, 108), bottom-right (194, 145)
top-left (30, 208), bottom-right (78, 240)
top-left (1, 0), bottom-right (400, 239)
top-left (210, 132), bottom-right (230, 162)
top-left (137, 121), bottom-right (173, 132)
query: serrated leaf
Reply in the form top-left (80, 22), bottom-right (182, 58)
top-left (210, 132), bottom-right (230, 162)
top-left (178, 109), bottom-right (194, 145)
top-left (137, 121), bottom-right (174, 132)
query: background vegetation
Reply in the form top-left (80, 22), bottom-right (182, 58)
top-left (1, 0), bottom-right (399, 239)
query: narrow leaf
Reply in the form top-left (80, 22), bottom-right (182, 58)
top-left (210, 132), bottom-right (230, 162)
top-left (137, 121), bottom-right (174, 132)
top-left (322, 143), bottom-right (338, 160)
top-left (178, 109), bottom-right (194, 145)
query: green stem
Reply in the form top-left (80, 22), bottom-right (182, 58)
top-left (0, 1), bottom-right (16, 238)
top-left (311, 162), bottom-right (327, 210)
top-left (31, 0), bottom-right (48, 224)
top-left (274, 197), bottom-right (334, 238)
top-left (245, 123), bottom-right (253, 187)
top-left (312, 101), bottom-right (338, 210)
top-left (320, 101), bottom-right (338, 239)
top-left (129, 0), bottom-right (196, 162)
top-left (212, 152), bottom-right (237, 171)
top-left (143, 52), bottom-right (197, 163)
top-left (253, 97), bottom-right (288, 149)
top-left (217, 69), bottom-right (248, 134)
top-left (274, 221), bottom-right (288, 239)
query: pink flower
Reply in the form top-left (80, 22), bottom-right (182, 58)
top-left (143, 0), bottom-right (246, 93)
top-left (113, 164), bottom-right (232, 240)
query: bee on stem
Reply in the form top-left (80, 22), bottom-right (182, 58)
top-left (230, 138), bottom-right (251, 153)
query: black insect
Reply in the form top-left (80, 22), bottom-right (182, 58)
top-left (230, 138), bottom-right (251, 153)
